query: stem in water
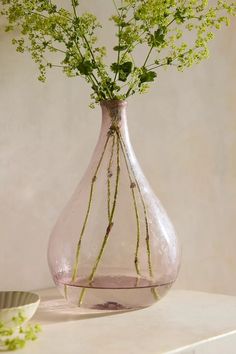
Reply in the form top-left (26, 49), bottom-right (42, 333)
top-left (107, 134), bottom-right (116, 220)
top-left (71, 134), bottom-right (111, 283)
top-left (78, 132), bottom-right (121, 306)
top-left (116, 132), bottom-right (141, 277)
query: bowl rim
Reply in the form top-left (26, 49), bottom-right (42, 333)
top-left (0, 291), bottom-right (40, 312)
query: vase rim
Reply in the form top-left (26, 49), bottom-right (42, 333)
top-left (100, 99), bottom-right (127, 108)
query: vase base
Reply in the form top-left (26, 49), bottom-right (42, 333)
top-left (55, 275), bottom-right (173, 310)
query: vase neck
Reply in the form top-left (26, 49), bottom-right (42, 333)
top-left (100, 100), bottom-right (128, 132)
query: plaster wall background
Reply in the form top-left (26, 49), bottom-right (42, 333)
top-left (0, 1), bottom-right (235, 295)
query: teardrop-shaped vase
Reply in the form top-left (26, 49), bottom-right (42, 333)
top-left (48, 100), bottom-right (180, 310)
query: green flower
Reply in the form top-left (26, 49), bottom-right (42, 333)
top-left (0, 312), bottom-right (41, 351)
top-left (0, 0), bottom-right (235, 105)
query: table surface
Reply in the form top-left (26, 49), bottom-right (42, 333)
top-left (22, 288), bottom-right (236, 354)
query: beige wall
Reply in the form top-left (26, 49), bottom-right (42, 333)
top-left (0, 2), bottom-right (236, 295)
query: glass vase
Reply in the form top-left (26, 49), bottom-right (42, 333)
top-left (48, 100), bottom-right (180, 311)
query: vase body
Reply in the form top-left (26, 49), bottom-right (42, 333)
top-left (48, 100), bottom-right (180, 310)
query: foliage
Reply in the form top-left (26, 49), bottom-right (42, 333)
top-left (0, 0), bottom-right (236, 106)
top-left (0, 312), bottom-right (41, 351)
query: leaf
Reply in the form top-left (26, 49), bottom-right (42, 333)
top-left (175, 8), bottom-right (186, 23)
top-left (121, 61), bottom-right (132, 74)
top-left (77, 61), bottom-right (94, 75)
top-left (111, 61), bottom-right (133, 82)
top-left (118, 71), bottom-right (127, 82)
top-left (113, 45), bottom-right (128, 51)
top-left (139, 70), bottom-right (157, 85)
top-left (111, 62), bottom-right (119, 73)
top-left (151, 27), bottom-right (166, 47)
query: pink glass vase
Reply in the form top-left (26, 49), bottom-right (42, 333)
top-left (48, 100), bottom-right (180, 310)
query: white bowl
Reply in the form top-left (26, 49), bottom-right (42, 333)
top-left (0, 291), bottom-right (40, 327)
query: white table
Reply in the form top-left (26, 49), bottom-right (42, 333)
top-left (23, 288), bottom-right (236, 354)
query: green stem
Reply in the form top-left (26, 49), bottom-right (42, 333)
top-left (38, 40), bottom-right (67, 54)
top-left (78, 132), bottom-right (121, 306)
top-left (116, 133), bottom-right (141, 277)
top-left (117, 133), bottom-right (159, 300)
top-left (107, 134), bottom-right (116, 220)
top-left (143, 45), bottom-right (154, 68)
top-left (117, 132), bottom-right (154, 279)
top-left (125, 84), bottom-right (135, 98)
top-left (71, 0), bottom-right (78, 17)
top-left (166, 17), bottom-right (176, 28)
top-left (71, 0), bottom-right (105, 97)
top-left (112, 0), bottom-right (122, 83)
top-left (147, 63), bottom-right (170, 71)
top-left (29, 8), bottom-right (100, 95)
top-left (71, 0), bottom-right (112, 99)
top-left (113, 25), bottom-right (121, 83)
top-left (112, 0), bottom-right (120, 15)
top-left (78, 36), bottom-right (113, 98)
top-left (151, 287), bottom-right (160, 301)
top-left (50, 64), bottom-right (67, 68)
top-left (71, 134), bottom-right (110, 283)
top-left (120, 29), bottom-right (146, 64)
top-left (74, 43), bottom-right (101, 96)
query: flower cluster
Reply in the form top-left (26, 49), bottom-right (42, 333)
top-left (0, 0), bottom-right (235, 106)
top-left (0, 312), bottom-right (41, 351)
